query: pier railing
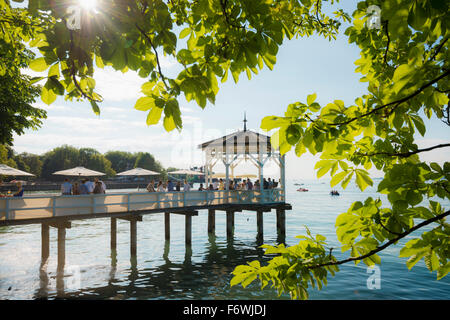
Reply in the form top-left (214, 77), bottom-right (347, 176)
top-left (0, 188), bottom-right (285, 222)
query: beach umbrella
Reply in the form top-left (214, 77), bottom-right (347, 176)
top-left (116, 167), bottom-right (160, 191)
top-left (168, 169), bottom-right (205, 176)
top-left (116, 167), bottom-right (160, 176)
top-left (53, 166), bottom-right (105, 177)
top-left (0, 164), bottom-right (35, 176)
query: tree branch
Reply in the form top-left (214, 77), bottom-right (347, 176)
top-left (307, 210), bottom-right (450, 269)
top-left (328, 70), bottom-right (450, 126)
top-left (68, 31), bottom-right (102, 103)
top-left (355, 143), bottom-right (450, 158)
top-left (135, 24), bottom-right (170, 91)
top-left (430, 37), bottom-right (448, 62)
top-left (383, 20), bottom-right (390, 66)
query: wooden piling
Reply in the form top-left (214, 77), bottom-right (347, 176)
top-left (130, 219), bottom-right (137, 256)
top-left (257, 210), bottom-right (263, 240)
top-left (207, 209), bottom-right (215, 234)
top-left (165, 212), bottom-right (170, 241)
top-left (276, 208), bottom-right (286, 240)
top-left (185, 214), bottom-right (192, 245)
top-left (110, 218), bottom-right (117, 251)
top-left (226, 210), bottom-right (234, 238)
top-left (41, 223), bottom-right (49, 262)
top-left (57, 227), bottom-right (66, 272)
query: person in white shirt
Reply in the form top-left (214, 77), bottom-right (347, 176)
top-left (212, 180), bottom-right (218, 190)
top-left (157, 180), bottom-right (165, 192)
top-left (61, 178), bottom-right (72, 195)
top-left (183, 180), bottom-right (191, 191)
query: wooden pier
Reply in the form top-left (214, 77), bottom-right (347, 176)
top-left (0, 189), bottom-right (291, 271)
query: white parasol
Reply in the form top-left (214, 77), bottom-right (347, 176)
top-left (0, 164), bottom-right (35, 176)
top-left (53, 166), bottom-right (105, 177)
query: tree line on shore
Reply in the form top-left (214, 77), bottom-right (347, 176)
top-left (0, 144), bottom-right (174, 181)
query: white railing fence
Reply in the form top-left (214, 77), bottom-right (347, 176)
top-left (0, 189), bottom-right (285, 221)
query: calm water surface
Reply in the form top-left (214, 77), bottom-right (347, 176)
top-left (0, 179), bottom-right (449, 300)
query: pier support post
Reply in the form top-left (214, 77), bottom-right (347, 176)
top-left (207, 209), bottom-right (215, 234)
top-left (45, 221), bottom-right (71, 273)
top-left (118, 216), bottom-right (142, 258)
top-left (276, 208), bottom-right (286, 242)
top-left (226, 210), bottom-right (234, 239)
top-left (111, 218), bottom-right (117, 251)
top-left (165, 212), bottom-right (170, 241)
top-left (185, 214), bottom-right (192, 245)
top-left (57, 227), bottom-right (66, 272)
top-left (130, 219), bottom-right (137, 257)
top-left (41, 223), bottom-right (50, 263)
top-left (257, 210), bottom-right (263, 241)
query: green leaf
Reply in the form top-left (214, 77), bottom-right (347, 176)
top-left (315, 160), bottom-right (334, 178)
top-left (90, 100), bottom-right (100, 115)
top-left (134, 97), bottom-right (155, 111)
top-left (392, 64), bottom-right (414, 94)
top-left (355, 170), bottom-right (372, 191)
top-left (437, 262), bottom-right (450, 280)
top-left (307, 93), bottom-right (317, 106)
top-left (179, 28), bottom-right (191, 39)
top-left (330, 171), bottom-right (348, 187)
top-left (286, 124), bottom-right (301, 145)
top-left (41, 80), bottom-right (56, 105)
top-left (29, 57), bottom-right (49, 72)
top-left (341, 171), bottom-right (354, 189)
top-left (48, 63), bottom-right (60, 78)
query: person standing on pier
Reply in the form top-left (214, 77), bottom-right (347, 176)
top-left (61, 178), bottom-right (72, 195)
top-left (247, 179), bottom-right (253, 190)
top-left (157, 181), bottom-right (165, 192)
top-left (183, 180), bottom-right (191, 191)
top-left (147, 180), bottom-right (155, 192)
top-left (95, 178), bottom-right (106, 194)
top-left (85, 179), bottom-right (95, 193)
top-left (72, 182), bottom-right (80, 195)
top-left (79, 179), bottom-right (89, 195)
top-left (167, 180), bottom-right (174, 191)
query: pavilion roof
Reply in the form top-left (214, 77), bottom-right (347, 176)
top-left (198, 129), bottom-right (272, 151)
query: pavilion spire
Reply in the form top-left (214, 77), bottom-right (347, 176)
top-left (243, 112), bottom-right (247, 132)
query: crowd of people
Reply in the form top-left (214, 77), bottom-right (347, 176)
top-left (0, 177), bottom-right (281, 198)
top-left (146, 178), bottom-right (280, 192)
top-left (60, 178), bottom-right (106, 195)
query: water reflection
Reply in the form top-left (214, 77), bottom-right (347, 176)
top-left (33, 233), bottom-right (279, 300)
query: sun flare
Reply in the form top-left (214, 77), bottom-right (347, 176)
top-left (77, 0), bottom-right (97, 11)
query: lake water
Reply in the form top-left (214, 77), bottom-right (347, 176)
top-left (0, 179), bottom-right (449, 300)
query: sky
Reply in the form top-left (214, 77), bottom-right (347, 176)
top-left (11, 0), bottom-right (450, 179)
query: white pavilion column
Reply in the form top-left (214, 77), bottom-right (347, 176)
top-left (224, 153), bottom-right (230, 191)
top-left (280, 154), bottom-right (286, 200)
top-left (258, 151), bottom-right (264, 203)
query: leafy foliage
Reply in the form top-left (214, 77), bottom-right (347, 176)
top-left (0, 3), bottom-right (48, 146)
top-left (2, 0), bottom-right (349, 133)
top-left (232, 0), bottom-right (450, 299)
